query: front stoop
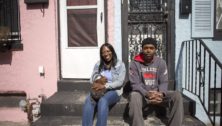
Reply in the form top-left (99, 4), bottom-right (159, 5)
top-left (32, 80), bottom-right (206, 126)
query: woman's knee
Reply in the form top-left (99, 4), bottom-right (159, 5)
top-left (98, 97), bottom-right (108, 108)
top-left (84, 95), bottom-right (93, 104)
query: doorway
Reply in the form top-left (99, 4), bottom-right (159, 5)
top-left (122, 0), bottom-right (175, 89)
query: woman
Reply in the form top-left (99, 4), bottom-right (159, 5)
top-left (82, 43), bottom-right (126, 126)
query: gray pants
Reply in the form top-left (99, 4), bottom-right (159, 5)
top-left (128, 91), bottom-right (184, 126)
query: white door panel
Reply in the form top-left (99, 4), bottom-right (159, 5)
top-left (60, 0), bottom-right (104, 79)
top-left (61, 49), bottom-right (99, 78)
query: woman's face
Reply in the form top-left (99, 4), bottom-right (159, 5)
top-left (101, 46), bottom-right (112, 63)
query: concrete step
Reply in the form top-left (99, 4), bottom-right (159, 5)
top-left (40, 91), bottom-right (195, 117)
top-left (57, 80), bottom-right (196, 116)
top-left (57, 80), bottom-right (90, 92)
top-left (183, 95), bottom-right (195, 116)
top-left (40, 91), bottom-right (128, 116)
top-left (35, 80), bottom-right (204, 126)
top-left (32, 116), bottom-right (126, 126)
top-left (32, 115), bottom-right (205, 126)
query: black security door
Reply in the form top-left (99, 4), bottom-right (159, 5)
top-left (122, 0), bottom-right (175, 89)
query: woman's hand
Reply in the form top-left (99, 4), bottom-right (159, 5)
top-left (92, 82), bottom-right (105, 91)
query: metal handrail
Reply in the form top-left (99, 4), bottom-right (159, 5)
top-left (179, 39), bottom-right (222, 126)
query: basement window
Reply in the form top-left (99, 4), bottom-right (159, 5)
top-left (0, 0), bottom-right (22, 51)
top-left (209, 88), bottom-right (221, 116)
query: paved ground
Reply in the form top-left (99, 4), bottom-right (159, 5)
top-left (0, 115), bottom-right (204, 126)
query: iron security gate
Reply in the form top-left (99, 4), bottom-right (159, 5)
top-left (128, 0), bottom-right (168, 62)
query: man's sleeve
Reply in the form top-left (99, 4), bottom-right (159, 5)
top-left (129, 61), bottom-right (147, 96)
top-left (158, 60), bottom-right (168, 94)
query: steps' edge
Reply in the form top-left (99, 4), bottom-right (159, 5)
top-left (32, 116), bottom-right (127, 126)
top-left (40, 99), bottom-right (128, 116)
top-left (32, 115), bottom-right (206, 126)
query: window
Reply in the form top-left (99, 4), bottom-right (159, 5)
top-left (214, 0), bottom-right (222, 40)
top-left (66, 0), bottom-right (99, 47)
top-left (191, 0), bottom-right (214, 38)
top-left (0, 0), bottom-right (21, 48)
top-left (67, 9), bottom-right (97, 47)
top-left (192, 0), bottom-right (222, 39)
top-left (209, 88), bottom-right (221, 115)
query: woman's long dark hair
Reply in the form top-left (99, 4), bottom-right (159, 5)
top-left (99, 43), bottom-right (117, 72)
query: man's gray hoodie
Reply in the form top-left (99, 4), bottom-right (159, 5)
top-left (129, 53), bottom-right (168, 97)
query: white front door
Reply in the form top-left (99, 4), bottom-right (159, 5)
top-left (59, 0), bottom-right (105, 79)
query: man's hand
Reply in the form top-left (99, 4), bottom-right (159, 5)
top-left (146, 91), bottom-right (164, 104)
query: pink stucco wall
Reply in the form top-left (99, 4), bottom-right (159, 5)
top-left (0, 1), bottom-right (114, 97)
top-left (0, 0), bottom-right (58, 121)
top-left (0, 0), bottom-right (115, 122)
top-left (107, 1), bottom-right (114, 44)
top-left (0, 0), bottom-right (58, 98)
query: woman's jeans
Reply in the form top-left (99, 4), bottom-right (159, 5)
top-left (82, 90), bottom-right (120, 126)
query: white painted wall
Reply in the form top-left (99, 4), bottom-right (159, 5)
top-left (107, 0), bottom-right (123, 61)
top-left (175, 0), bottom-right (222, 125)
top-left (114, 0), bottom-right (122, 60)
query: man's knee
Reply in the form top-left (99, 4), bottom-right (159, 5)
top-left (129, 92), bottom-right (143, 117)
top-left (129, 91), bottom-right (143, 102)
top-left (173, 91), bottom-right (182, 101)
top-left (130, 91), bottom-right (142, 98)
top-left (167, 91), bottom-right (182, 101)
top-left (129, 91), bottom-right (143, 109)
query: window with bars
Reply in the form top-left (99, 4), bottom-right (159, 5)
top-left (0, 0), bottom-right (21, 44)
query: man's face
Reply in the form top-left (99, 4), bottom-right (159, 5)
top-left (142, 44), bottom-right (156, 61)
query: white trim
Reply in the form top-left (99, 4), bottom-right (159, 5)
top-left (97, 0), bottom-right (105, 45)
top-left (67, 5), bottom-right (97, 9)
top-left (114, 0), bottom-right (122, 60)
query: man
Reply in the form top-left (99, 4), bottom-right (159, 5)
top-left (129, 37), bottom-right (184, 126)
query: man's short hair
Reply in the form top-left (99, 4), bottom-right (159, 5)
top-left (141, 37), bottom-right (157, 49)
